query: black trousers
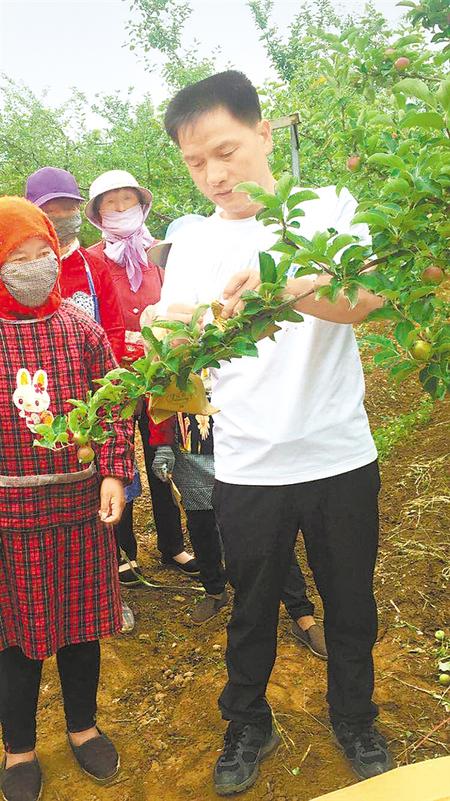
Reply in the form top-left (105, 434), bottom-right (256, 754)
top-left (115, 409), bottom-right (185, 561)
top-left (186, 509), bottom-right (226, 595)
top-left (185, 506), bottom-right (314, 615)
top-left (0, 641), bottom-right (100, 753)
top-left (213, 461), bottom-right (380, 732)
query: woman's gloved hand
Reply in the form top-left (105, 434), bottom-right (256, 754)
top-left (152, 446), bottom-right (175, 482)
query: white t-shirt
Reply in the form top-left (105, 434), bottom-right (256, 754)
top-left (159, 185), bottom-right (377, 485)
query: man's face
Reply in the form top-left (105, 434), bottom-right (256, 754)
top-left (178, 107), bottom-right (273, 220)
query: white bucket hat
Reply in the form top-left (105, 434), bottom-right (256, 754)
top-left (85, 170), bottom-right (153, 227)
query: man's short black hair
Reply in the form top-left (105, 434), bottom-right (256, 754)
top-left (164, 70), bottom-right (262, 145)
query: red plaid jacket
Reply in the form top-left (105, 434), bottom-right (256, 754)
top-left (0, 301), bottom-right (134, 531)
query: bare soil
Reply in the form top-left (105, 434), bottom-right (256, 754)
top-left (35, 368), bottom-right (449, 801)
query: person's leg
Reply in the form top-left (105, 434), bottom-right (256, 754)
top-left (186, 509), bottom-right (228, 624)
top-left (281, 552), bottom-right (315, 620)
top-left (299, 461), bottom-right (391, 778)
top-left (138, 410), bottom-right (186, 560)
top-left (213, 481), bottom-right (300, 732)
top-left (56, 640), bottom-right (100, 740)
top-left (281, 552), bottom-right (327, 660)
top-left (186, 509), bottom-right (225, 595)
top-left (300, 462), bottom-right (380, 727)
top-left (0, 646), bottom-right (42, 762)
top-left (212, 481), bottom-right (300, 795)
top-left (114, 501), bottom-right (136, 561)
top-left (57, 640), bottom-right (120, 781)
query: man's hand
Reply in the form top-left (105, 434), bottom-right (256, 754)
top-left (99, 477), bottom-right (126, 525)
top-left (221, 270), bottom-right (261, 319)
top-left (165, 303), bottom-right (199, 324)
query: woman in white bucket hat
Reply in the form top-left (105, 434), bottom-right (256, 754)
top-left (87, 170), bottom-right (198, 588)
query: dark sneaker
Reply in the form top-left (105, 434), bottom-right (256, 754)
top-left (214, 722), bottom-right (281, 796)
top-left (118, 557), bottom-right (144, 587)
top-left (68, 730), bottom-right (119, 783)
top-left (333, 722), bottom-right (394, 779)
top-left (161, 556), bottom-right (200, 576)
top-left (191, 590), bottom-right (229, 624)
top-left (291, 621), bottom-right (327, 660)
top-left (0, 756), bottom-right (42, 801)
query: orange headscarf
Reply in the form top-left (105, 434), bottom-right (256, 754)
top-left (0, 196), bottom-right (61, 321)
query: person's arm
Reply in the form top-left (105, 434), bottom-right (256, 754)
top-left (222, 186), bottom-right (383, 325)
top-left (221, 269), bottom-right (383, 325)
top-left (148, 235), bottom-right (199, 319)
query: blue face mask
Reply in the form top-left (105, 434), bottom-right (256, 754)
top-left (1, 253), bottom-right (58, 307)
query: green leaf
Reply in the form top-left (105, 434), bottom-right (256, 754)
top-left (234, 182), bottom-right (281, 210)
top-left (394, 320), bottom-right (416, 348)
top-left (52, 415), bottom-right (68, 436)
top-left (366, 306), bottom-right (403, 322)
top-left (400, 111), bottom-right (445, 130)
top-left (389, 361), bottom-right (418, 382)
top-left (282, 308), bottom-right (304, 323)
top-left (141, 326), bottom-right (163, 355)
top-left (327, 234), bottom-right (357, 259)
top-left (190, 304), bottom-right (209, 329)
top-left (275, 174), bottom-right (296, 203)
top-left (367, 153), bottom-right (407, 170)
top-left (259, 252), bottom-right (277, 283)
top-left (436, 76), bottom-right (450, 113)
top-left (344, 284), bottom-right (359, 309)
top-left (352, 211), bottom-right (391, 228)
top-left (286, 190), bottom-right (319, 209)
top-left (381, 177), bottom-right (411, 195)
top-left (393, 79), bottom-right (436, 108)
top-left (33, 423), bottom-right (53, 437)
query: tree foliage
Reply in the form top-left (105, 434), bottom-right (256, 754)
top-left (0, 0), bottom-right (448, 429)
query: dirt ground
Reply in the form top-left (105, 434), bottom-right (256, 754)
top-left (35, 367), bottom-right (449, 801)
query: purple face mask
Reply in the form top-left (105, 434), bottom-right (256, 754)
top-left (101, 205), bottom-right (154, 292)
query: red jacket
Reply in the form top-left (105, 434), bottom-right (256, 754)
top-left (88, 241), bottom-right (164, 362)
top-left (60, 247), bottom-right (125, 362)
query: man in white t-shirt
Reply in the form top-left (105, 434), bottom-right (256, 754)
top-left (153, 70), bottom-right (393, 794)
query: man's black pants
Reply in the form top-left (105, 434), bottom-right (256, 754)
top-left (213, 461), bottom-right (380, 733)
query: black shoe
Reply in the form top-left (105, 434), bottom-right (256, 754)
top-left (161, 556), bottom-right (200, 576)
top-left (214, 722), bottom-right (280, 796)
top-left (333, 721), bottom-right (394, 780)
top-left (68, 730), bottom-right (119, 783)
top-left (118, 557), bottom-right (144, 587)
top-left (0, 756), bottom-right (42, 801)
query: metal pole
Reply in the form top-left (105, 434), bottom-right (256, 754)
top-left (270, 112), bottom-right (300, 180)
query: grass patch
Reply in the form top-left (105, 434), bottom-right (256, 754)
top-left (373, 397), bottom-right (434, 463)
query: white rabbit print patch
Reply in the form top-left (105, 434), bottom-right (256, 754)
top-left (13, 368), bottom-right (54, 430)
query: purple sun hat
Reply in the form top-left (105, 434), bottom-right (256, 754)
top-left (25, 167), bottom-right (84, 208)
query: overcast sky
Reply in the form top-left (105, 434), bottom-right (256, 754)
top-left (0, 0), bottom-right (405, 119)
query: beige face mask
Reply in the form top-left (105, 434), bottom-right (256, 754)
top-left (1, 253), bottom-right (59, 308)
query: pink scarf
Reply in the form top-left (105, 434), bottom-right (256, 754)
top-left (101, 204), bottom-right (154, 292)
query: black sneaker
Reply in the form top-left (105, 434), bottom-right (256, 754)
top-left (333, 721), bottom-right (394, 779)
top-left (118, 557), bottom-right (144, 587)
top-left (214, 722), bottom-right (280, 796)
